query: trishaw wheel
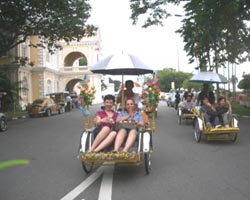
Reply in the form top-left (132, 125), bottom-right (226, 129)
top-left (178, 115), bottom-right (182, 125)
top-left (46, 109), bottom-right (51, 117)
top-left (194, 119), bottom-right (201, 142)
top-left (81, 161), bottom-right (94, 174)
top-left (144, 152), bottom-right (151, 175)
top-left (231, 133), bottom-right (238, 142)
top-left (0, 118), bottom-right (7, 132)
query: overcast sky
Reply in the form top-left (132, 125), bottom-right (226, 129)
top-left (88, 0), bottom-right (249, 82)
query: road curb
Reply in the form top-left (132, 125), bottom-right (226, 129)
top-left (235, 115), bottom-right (250, 119)
top-left (9, 115), bottom-right (27, 121)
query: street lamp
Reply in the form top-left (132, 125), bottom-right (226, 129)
top-left (176, 33), bottom-right (180, 71)
top-left (168, 13), bottom-right (184, 72)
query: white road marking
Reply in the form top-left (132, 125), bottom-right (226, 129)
top-left (98, 164), bottom-right (114, 200)
top-left (60, 169), bottom-right (103, 200)
top-left (60, 163), bottom-right (114, 200)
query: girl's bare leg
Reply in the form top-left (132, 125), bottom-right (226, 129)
top-left (94, 131), bottom-right (117, 152)
top-left (123, 129), bottom-right (137, 152)
top-left (113, 129), bottom-right (127, 151)
top-left (90, 126), bottom-right (110, 151)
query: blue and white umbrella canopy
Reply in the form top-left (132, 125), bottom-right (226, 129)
top-left (190, 71), bottom-right (228, 84)
top-left (91, 53), bottom-right (154, 75)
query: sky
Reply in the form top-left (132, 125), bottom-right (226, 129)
top-left (88, 0), bottom-right (250, 84)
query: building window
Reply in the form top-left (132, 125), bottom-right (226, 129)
top-left (46, 50), bottom-right (50, 62)
top-left (21, 43), bottom-right (26, 58)
top-left (21, 77), bottom-right (28, 96)
top-left (57, 52), bottom-right (60, 67)
top-left (47, 79), bottom-right (52, 94)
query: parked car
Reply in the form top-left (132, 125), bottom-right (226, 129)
top-left (47, 92), bottom-right (68, 113)
top-left (28, 98), bottom-right (63, 117)
top-left (0, 112), bottom-right (7, 132)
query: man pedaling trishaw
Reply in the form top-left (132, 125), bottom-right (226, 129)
top-left (193, 96), bottom-right (240, 142)
top-left (177, 93), bottom-right (196, 125)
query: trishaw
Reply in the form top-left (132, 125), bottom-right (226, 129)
top-left (193, 107), bottom-right (239, 142)
top-left (177, 107), bottom-right (196, 125)
top-left (79, 116), bottom-right (153, 174)
top-left (78, 53), bottom-right (156, 174)
top-left (190, 71), bottom-right (240, 142)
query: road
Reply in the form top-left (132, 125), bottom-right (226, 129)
top-left (0, 101), bottom-right (250, 200)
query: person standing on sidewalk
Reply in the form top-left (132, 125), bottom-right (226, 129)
top-left (65, 95), bottom-right (72, 112)
top-left (175, 90), bottom-right (181, 110)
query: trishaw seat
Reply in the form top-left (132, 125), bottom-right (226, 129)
top-left (204, 127), bottom-right (240, 134)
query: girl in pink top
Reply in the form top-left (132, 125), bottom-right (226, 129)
top-left (90, 95), bottom-right (118, 152)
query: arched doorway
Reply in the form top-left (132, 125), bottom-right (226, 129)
top-left (64, 52), bottom-right (88, 67)
top-left (65, 79), bottom-right (83, 94)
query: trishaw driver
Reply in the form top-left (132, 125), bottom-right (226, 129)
top-left (116, 80), bottom-right (140, 110)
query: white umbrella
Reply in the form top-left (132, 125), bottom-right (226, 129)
top-left (91, 52), bottom-right (154, 110)
top-left (91, 53), bottom-right (153, 75)
top-left (190, 71), bottom-right (228, 84)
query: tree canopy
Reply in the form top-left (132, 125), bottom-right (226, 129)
top-left (0, 72), bottom-right (25, 112)
top-left (114, 80), bottom-right (122, 92)
top-left (0, 0), bottom-right (96, 56)
top-left (238, 73), bottom-right (250, 92)
top-left (129, 0), bottom-right (250, 71)
top-left (156, 68), bottom-right (193, 92)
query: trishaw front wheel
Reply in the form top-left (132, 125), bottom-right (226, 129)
top-left (194, 119), bottom-right (201, 142)
top-left (144, 152), bottom-right (151, 175)
top-left (81, 161), bottom-right (94, 174)
top-left (178, 115), bottom-right (182, 125)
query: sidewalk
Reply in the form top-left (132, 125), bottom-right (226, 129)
top-left (5, 111), bottom-right (28, 121)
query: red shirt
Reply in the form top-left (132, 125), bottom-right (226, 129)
top-left (96, 109), bottom-right (118, 129)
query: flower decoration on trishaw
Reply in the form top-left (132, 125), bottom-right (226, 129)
top-left (78, 79), bottom-right (96, 119)
top-left (141, 79), bottom-right (161, 113)
top-left (81, 151), bottom-right (139, 162)
top-left (78, 81), bottom-right (96, 107)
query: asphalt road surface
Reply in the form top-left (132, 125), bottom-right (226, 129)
top-left (0, 101), bottom-right (250, 200)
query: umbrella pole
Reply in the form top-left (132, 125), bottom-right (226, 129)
top-left (122, 75), bottom-right (124, 111)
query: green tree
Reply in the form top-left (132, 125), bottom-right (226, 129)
top-left (114, 80), bottom-right (121, 92)
top-left (79, 57), bottom-right (88, 66)
top-left (238, 73), bottom-right (250, 93)
top-left (0, 0), bottom-right (96, 56)
top-left (101, 79), bottom-right (107, 91)
top-left (182, 79), bottom-right (202, 92)
top-left (178, 0), bottom-right (248, 72)
top-left (130, 0), bottom-right (180, 28)
top-left (230, 74), bottom-right (238, 98)
top-left (156, 68), bottom-right (192, 92)
top-left (129, 0), bottom-right (250, 71)
top-left (0, 72), bottom-right (27, 112)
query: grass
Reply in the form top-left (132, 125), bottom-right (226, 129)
top-left (5, 110), bottom-right (28, 119)
top-left (232, 101), bottom-right (250, 116)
